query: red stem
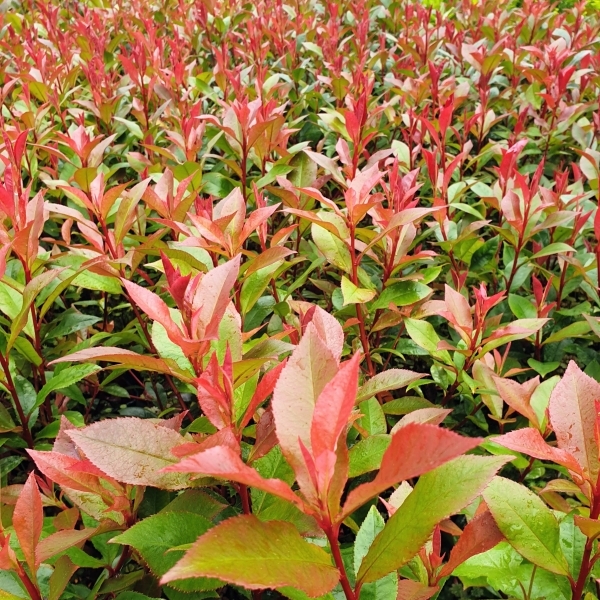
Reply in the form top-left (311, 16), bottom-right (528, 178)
top-left (325, 525), bottom-right (356, 600)
top-left (572, 493), bottom-right (600, 599)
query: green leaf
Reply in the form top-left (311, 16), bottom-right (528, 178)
top-left (311, 216), bottom-right (352, 273)
top-left (111, 511), bottom-right (220, 592)
top-left (349, 435), bottom-right (391, 478)
top-left (354, 506), bottom-right (397, 600)
top-left (354, 507), bottom-right (382, 567)
top-left (289, 151), bottom-right (317, 188)
top-left (356, 370), bottom-right (425, 403)
top-left (470, 236), bottom-right (499, 271)
top-left (508, 294), bottom-right (537, 320)
top-left (35, 364), bottom-right (101, 411)
top-left (543, 321), bottom-right (591, 345)
top-left (340, 276), bottom-right (375, 305)
top-left (559, 513), bottom-right (586, 580)
top-left (71, 270), bottom-right (122, 294)
top-left (527, 359), bottom-right (560, 377)
top-left (404, 318), bottom-right (451, 363)
top-left (162, 515), bottom-right (339, 597)
top-left (152, 321), bottom-right (194, 374)
top-left (115, 593), bottom-right (162, 600)
top-left (357, 455), bottom-right (507, 584)
top-left (240, 262), bottom-right (283, 314)
top-left (372, 282), bottom-right (431, 310)
top-left (382, 397), bottom-right (435, 415)
top-left (454, 542), bottom-right (571, 600)
top-left (13, 374), bottom-right (37, 417)
top-left (482, 477), bottom-right (569, 576)
top-left (356, 398), bottom-right (387, 435)
top-left (529, 243), bottom-right (575, 260)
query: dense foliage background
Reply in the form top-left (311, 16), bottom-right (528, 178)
top-left (1, 0), bottom-right (600, 598)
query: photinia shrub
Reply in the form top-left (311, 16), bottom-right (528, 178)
top-left (0, 0), bottom-right (600, 598)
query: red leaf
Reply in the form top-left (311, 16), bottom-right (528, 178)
top-left (164, 445), bottom-right (304, 510)
top-left (13, 472), bottom-right (43, 573)
top-left (122, 279), bottom-right (195, 353)
top-left (0, 535), bottom-right (18, 571)
top-left (548, 361), bottom-right (600, 484)
top-left (311, 353), bottom-right (360, 493)
top-left (493, 428), bottom-right (583, 478)
top-left (341, 423), bottom-right (481, 519)
top-left (439, 510), bottom-right (504, 578)
top-left (28, 450), bottom-right (116, 497)
top-left (240, 360), bottom-right (287, 429)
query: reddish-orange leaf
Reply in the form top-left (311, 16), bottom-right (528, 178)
top-left (311, 353), bottom-right (360, 491)
top-left (164, 445), bottom-right (304, 511)
top-left (439, 510), bottom-right (504, 578)
top-left (493, 428), bottom-right (583, 478)
top-left (341, 423), bottom-right (481, 519)
top-left (13, 472), bottom-right (43, 573)
top-left (49, 347), bottom-right (194, 382)
top-left (396, 579), bottom-right (439, 600)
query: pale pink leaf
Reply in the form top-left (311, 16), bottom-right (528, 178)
top-left (67, 418), bottom-right (191, 489)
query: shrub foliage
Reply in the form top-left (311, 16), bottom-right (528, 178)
top-left (1, 0), bottom-right (600, 599)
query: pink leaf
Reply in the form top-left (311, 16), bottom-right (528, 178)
top-left (192, 254), bottom-right (241, 340)
top-left (272, 323), bottom-right (338, 502)
top-left (311, 354), bottom-right (360, 491)
top-left (444, 285), bottom-right (472, 336)
top-left (161, 515), bottom-right (339, 596)
top-left (548, 361), bottom-right (600, 484)
top-left (396, 579), bottom-right (439, 600)
top-left (492, 376), bottom-right (540, 428)
top-left (494, 428), bottom-right (583, 478)
top-left (122, 279), bottom-right (194, 352)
